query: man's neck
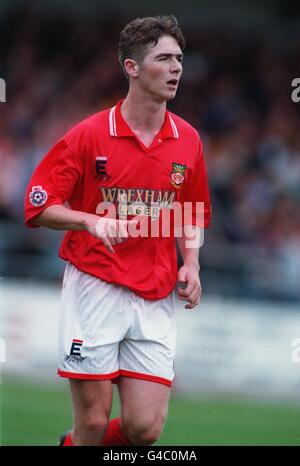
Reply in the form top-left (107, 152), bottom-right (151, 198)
top-left (121, 91), bottom-right (166, 135)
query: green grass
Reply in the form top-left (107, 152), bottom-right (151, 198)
top-left (1, 376), bottom-right (300, 446)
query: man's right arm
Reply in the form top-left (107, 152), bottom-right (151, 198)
top-left (31, 204), bottom-right (96, 231)
top-left (32, 204), bottom-right (132, 254)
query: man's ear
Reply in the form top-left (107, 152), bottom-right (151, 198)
top-left (124, 58), bottom-right (139, 78)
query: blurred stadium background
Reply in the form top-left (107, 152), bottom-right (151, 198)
top-left (1, 0), bottom-right (300, 446)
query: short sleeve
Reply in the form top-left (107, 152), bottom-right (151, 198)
top-left (24, 139), bottom-right (83, 228)
top-left (181, 139), bottom-right (212, 228)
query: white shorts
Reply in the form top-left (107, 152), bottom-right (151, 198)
top-left (57, 263), bottom-right (177, 387)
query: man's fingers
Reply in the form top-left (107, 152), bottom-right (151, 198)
top-left (107, 221), bottom-right (117, 237)
top-left (119, 218), bottom-right (139, 228)
top-left (188, 287), bottom-right (201, 305)
top-left (184, 288), bottom-right (201, 308)
top-left (95, 218), bottom-right (139, 249)
top-left (109, 219), bottom-right (138, 239)
top-left (118, 222), bottom-right (129, 239)
top-left (185, 299), bottom-right (200, 309)
top-left (179, 283), bottom-right (201, 308)
top-left (177, 269), bottom-right (187, 283)
top-left (101, 236), bottom-right (115, 254)
top-left (179, 280), bottom-right (197, 297)
top-left (110, 237), bottom-right (118, 246)
top-left (115, 235), bottom-right (126, 244)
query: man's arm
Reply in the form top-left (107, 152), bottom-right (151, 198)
top-left (176, 225), bottom-right (202, 309)
top-left (32, 204), bottom-right (133, 254)
top-left (32, 204), bottom-right (92, 230)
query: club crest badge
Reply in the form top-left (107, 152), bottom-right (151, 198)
top-left (29, 185), bottom-right (48, 207)
top-left (170, 162), bottom-right (187, 188)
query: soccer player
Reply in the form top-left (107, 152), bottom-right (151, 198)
top-left (24, 15), bottom-right (211, 446)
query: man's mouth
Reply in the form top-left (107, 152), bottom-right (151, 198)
top-left (167, 79), bottom-right (178, 87)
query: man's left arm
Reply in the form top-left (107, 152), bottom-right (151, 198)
top-left (177, 225), bottom-right (203, 309)
top-left (176, 136), bottom-right (211, 309)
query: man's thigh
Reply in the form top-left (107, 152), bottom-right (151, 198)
top-left (119, 290), bottom-right (177, 386)
top-left (58, 263), bottom-right (131, 379)
top-left (118, 377), bottom-right (171, 423)
top-left (70, 379), bottom-right (113, 422)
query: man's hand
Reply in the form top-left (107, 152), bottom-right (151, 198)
top-left (177, 263), bottom-right (201, 309)
top-left (32, 205), bottom-right (138, 254)
top-left (84, 216), bottom-right (138, 253)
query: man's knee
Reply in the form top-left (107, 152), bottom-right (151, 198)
top-left (85, 414), bottom-right (109, 432)
top-left (75, 412), bottom-right (109, 438)
top-left (122, 414), bottom-right (166, 445)
top-left (70, 379), bottom-right (112, 443)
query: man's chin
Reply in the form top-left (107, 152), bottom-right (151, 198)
top-left (152, 90), bottom-right (177, 103)
top-left (162, 90), bottom-right (177, 102)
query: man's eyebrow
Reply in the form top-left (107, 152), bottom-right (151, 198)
top-left (155, 53), bottom-right (184, 58)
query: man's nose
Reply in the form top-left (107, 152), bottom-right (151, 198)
top-left (170, 60), bottom-right (182, 74)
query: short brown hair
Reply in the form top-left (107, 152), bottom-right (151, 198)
top-left (118, 15), bottom-right (186, 76)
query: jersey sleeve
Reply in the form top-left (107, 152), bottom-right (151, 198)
top-left (181, 138), bottom-right (212, 228)
top-left (24, 138), bottom-right (83, 228)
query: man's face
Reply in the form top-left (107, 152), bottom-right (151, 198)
top-left (136, 35), bottom-right (183, 102)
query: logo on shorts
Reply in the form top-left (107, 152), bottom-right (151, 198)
top-left (29, 185), bottom-right (48, 206)
top-left (170, 163), bottom-right (186, 188)
top-left (64, 339), bottom-right (87, 363)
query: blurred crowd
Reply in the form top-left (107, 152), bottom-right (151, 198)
top-left (1, 5), bottom-right (300, 300)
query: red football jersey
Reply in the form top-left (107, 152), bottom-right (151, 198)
top-left (24, 100), bottom-right (211, 299)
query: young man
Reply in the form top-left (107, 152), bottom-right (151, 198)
top-left (24, 15), bottom-right (211, 446)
